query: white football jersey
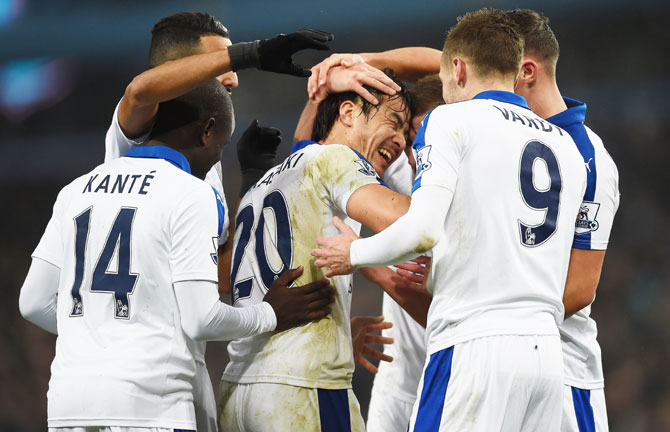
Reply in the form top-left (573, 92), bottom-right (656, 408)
top-left (412, 91), bottom-right (587, 355)
top-left (548, 98), bottom-right (620, 389)
top-left (223, 143), bottom-right (384, 389)
top-left (104, 100), bottom-right (229, 368)
top-left (32, 146), bottom-right (221, 428)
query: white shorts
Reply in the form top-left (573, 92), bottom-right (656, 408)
top-left (218, 381), bottom-right (365, 432)
top-left (561, 386), bottom-right (609, 432)
top-left (193, 361), bottom-right (217, 432)
top-left (367, 386), bottom-right (414, 432)
top-left (409, 335), bottom-right (563, 432)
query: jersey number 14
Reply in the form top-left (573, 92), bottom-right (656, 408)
top-left (70, 207), bottom-right (139, 320)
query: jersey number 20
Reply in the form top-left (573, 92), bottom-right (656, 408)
top-left (230, 190), bottom-right (293, 304)
top-left (70, 207), bottom-right (139, 319)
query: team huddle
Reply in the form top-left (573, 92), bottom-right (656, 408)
top-left (19, 7), bottom-right (619, 432)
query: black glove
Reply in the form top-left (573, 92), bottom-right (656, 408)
top-left (228, 29), bottom-right (334, 77)
top-left (237, 120), bottom-right (282, 197)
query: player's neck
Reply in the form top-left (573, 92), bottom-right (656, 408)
top-left (526, 76), bottom-right (568, 120)
top-left (463, 78), bottom-right (515, 101)
top-left (320, 124), bottom-right (348, 147)
top-left (145, 138), bottom-right (207, 180)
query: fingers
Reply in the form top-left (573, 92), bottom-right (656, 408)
top-left (364, 334), bottom-right (394, 346)
top-left (306, 306), bottom-right (332, 321)
top-left (351, 315), bottom-right (384, 328)
top-left (298, 29), bottom-right (335, 43)
top-left (274, 266), bottom-right (304, 287)
top-left (412, 255), bottom-right (432, 266)
top-left (363, 321), bottom-right (393, 333)
top-left (332, 216), bottom-right (350, 234)
top-left (361, 346), bottom-right (394, 363)
top-left (356, 356), bottom-right (378, 374)
top-left (396, 268), bottom-right (425, 284)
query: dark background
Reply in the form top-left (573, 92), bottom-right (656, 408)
top-left (1, 0), bottom-right (669, 430)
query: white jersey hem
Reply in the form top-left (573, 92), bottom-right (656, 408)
top-left (563, 377), bottom-right (605, 390)
top-left (427, 327), bottom-right (559, 356)
top-left (48, 419), bottom-right (196, 429)
top-left (221, 373), bottom-right (352, 390)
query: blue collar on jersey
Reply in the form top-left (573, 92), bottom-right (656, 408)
top-left (472, 90), bottom-right (531, 110)
top-left (545, 97), bottom-right (586, 128)
top-left (125, 145), bottom-right (191, 174)
top-left (291, 139), bottom-right (319, 153)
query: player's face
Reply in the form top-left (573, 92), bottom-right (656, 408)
top-left (199, 35), bottom-right (239, 94)
top-left (352, 96), bottom-right (409, 176)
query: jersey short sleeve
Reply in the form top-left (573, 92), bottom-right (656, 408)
top-left (32, 188), bottom-right (68, 268)
top-left (314, 145), bottom-right (385, 214)
top-left (169, 185), bottom-right (220, 283)
top-left (104, 99), bottom-right (152, 162)
top-left (572, 129), bottom-right (620, 250)
top-left (412, 107), bottom-right (464, 193)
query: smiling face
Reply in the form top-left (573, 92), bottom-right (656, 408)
top-left (350, 96), bottom-right (409, 176)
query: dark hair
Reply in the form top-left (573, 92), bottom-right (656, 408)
top-left (149, 79), bottom-right (234, 145)
top-left (311, 68), bottom-right (412, 142)
top-left (149, 12), bottom-right (229, 67)
top-left (506, 9), bottom-right (560, 74)
top-left (410, 74), bottom-right (443, 116)
top-left (443, 8), bottom-right (523, 79)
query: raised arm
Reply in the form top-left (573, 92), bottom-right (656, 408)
top-left (119, 29), bottom-right (334, 139)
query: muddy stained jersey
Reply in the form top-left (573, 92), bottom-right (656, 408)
top-left (412, 91), bottom-right (587, 355)
top-left (31, 147), bottom-right (221, 429)
top-left (549, 98), bottom-right (620, 389)
top-left (223, 143), bottom-right (384, 389)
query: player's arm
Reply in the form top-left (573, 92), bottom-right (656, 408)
top-left (359, 257), bottom-right (433, 327)
top-left (19, 258), bottom-right (60, 334)
top-left (563, 146), bottom-right (620, 318)
top-left (562, 249), bottom-right (606, 318)
top-left (314, 185), bottom-right (450, 275)
top-left (176, 266), bottom-right (335, 340)
top-left (308, 47), bottom-right (441, 99)
top-left (119, 29), bottom-right (334, 138)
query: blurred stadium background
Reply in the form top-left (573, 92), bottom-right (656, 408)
top-left (1, 0), bottom-right (668, 430)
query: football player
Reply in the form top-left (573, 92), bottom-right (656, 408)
top-left (18, 80), bottom-right (334, 431)
top-left (312, 9), bottom-right (588, 430)
top-left (508, 9), bottom-right (620, 431)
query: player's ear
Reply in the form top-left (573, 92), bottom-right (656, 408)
top-left (339, 100), bottom-right (356, 127)
top-left (201, 117), bottom-right (217, 147)
top-left (454, 57), bottom-right (466, 87)
top-left (518, 59), bottom-right (538, 85)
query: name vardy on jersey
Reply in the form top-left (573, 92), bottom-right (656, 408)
top-left (82, 171), bottom-right (155, 195)
top-left (493, 105), bottom-right (565, 136)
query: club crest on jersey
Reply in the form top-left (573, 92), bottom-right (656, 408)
top-left (415, 145), bottom-right (432, 176)
top-left (575, 201), bottom-right (600, 234)
top-left (354, 158), bottom-right (376, 177)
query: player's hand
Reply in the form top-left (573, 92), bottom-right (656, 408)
top-left (311, 216), bottom-right (359, 277)
top-left (263, 266), bottom-right (335, 332)
top-left (308, 53), bottom-right (365, 98)
top-left (310, 63), bottom-right (402, 105)
top-left (351, 315), bottom-right (393, 374)
top-left (228, 30), bottom-right (334, 77)
top-left (394, 255), bottom-right (432, 292)
top-left (237, 119), bottom-right (282, 196)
